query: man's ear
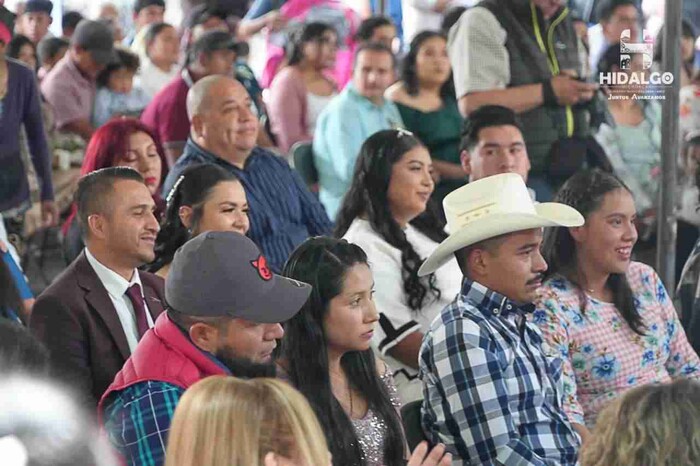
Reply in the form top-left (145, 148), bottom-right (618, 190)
top-left (466, 247), bottom-right (489, 278)
top-left (189, 322), bottom-right (219, 353)
top-left (568, 226), bottom-right (586, 244)
top-left (87, 214), bottom-right (109, 241)
top-left (191, 114), bottom-right (204, 139)
top-left (460, 149), bottom-right (471, 176)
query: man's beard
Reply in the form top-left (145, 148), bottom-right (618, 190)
top-left (215, 347), bottom-right (276, 379)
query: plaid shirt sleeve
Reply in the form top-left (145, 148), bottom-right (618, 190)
top-left (104, 381), bottom-right (185, 466)
top-left (423, 316), bottom-right (550, 466)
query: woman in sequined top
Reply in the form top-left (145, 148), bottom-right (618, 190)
top-left (532, 170), bottom-right (700, 435)
top-left (277, 237), bottom-right (451, 466)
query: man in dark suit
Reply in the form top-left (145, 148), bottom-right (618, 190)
top-left (30, 167), bottom-right (165, 405)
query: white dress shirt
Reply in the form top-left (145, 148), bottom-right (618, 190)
top-left (85, 249), bottom-right (155, 352)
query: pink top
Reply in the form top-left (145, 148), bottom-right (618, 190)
top-left (261, 0), bottom-right (360, 89)
top-left (268, 66), bottom-right (311, 153)
top-left (532, 261), bottom-right (700, 427)
top-left (40, 55), bottom-right (96, 131)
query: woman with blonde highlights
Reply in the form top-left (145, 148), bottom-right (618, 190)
top-left (581, 379), bottom-right (700, 466)
top-left (164, 376), bottom-right (331, 466)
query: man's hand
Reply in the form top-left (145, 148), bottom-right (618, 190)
top-left (408, 442), bottom-right (452, 466)
top-left (0, 239), bottom-right (7, 253)
top-left (550, 75), bottom-right (598, 106)
top-left (41, 200), bottom-right (59, 227)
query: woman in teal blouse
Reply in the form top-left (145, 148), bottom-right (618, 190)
top-left (387, 30), bottom-right (464, 204)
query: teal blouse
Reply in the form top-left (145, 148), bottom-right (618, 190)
top-left (396, 99), bottom-right (465, 204)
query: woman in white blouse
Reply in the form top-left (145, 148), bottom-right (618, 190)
top-left (335, 129), bottom-right (462, 403)
top-left (135, 23), bottom-right (180, 98)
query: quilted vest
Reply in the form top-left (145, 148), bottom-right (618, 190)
top-left (98, 313), bottom-right (226, 420)
top-left (478, 0), bottom-right (589, 174)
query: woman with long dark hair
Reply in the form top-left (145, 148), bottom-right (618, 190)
top-left (147, 164), bottom-right (249, 277)
top-left (61, 118), bottom-right (169, 263)
top-left (533, 169), bottom-right (700, 432)
top-left (268, 21), bottom-right (338, 153)
top-left (387, 30), bottom-right (463, 204)
top-left (334, 129), bottom-right (461, 403)
top-left (278, 237), bottom-right (450, 466)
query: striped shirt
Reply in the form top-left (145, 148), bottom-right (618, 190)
top-left (419, 279), bottom-right (580, 466)
top-left (162, 140), bottom-right (333, 272)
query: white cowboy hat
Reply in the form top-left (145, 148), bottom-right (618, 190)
top-left (418, 173), bottom-right (584, 277)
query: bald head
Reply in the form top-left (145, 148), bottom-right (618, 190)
top-left (187, 75), bottom-right (259, 163)
top-left (187, 75), bottom-right (233, 121)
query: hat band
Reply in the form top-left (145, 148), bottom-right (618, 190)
top-left (452, 202), bottom-right (496, 229)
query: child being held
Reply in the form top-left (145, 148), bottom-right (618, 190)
top-left (92, 48), bottom-right (150, 128)
top-left (37, 37), bottom-right (68, 82)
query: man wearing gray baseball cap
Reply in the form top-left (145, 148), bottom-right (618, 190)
top-left (41, 19), bottom-right (116, 142)
top-left (98, 231), bottom-right (311, 466)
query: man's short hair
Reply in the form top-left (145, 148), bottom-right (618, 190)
top-left (62, 10), bottom-right (83, 31)
top-left (75, 167), bottom-right (144, 236)
top-left (355, 15), bottom-right (393, 42)
top-left (595, 0), bottom-right (638, 22)
top-left (353, 41), bottom-right (396, 69)
top-left (454, 235), bottom-right (508, 275)
top-left (134, 0), bottom-right (165, 14)
top-left (460, 105), bottom-right (522, 152)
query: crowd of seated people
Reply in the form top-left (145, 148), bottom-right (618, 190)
top-left (4, 1), bottom-right (700, 465)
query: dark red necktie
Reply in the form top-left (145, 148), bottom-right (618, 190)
top-left (125, 283), bottom-right (150, 339)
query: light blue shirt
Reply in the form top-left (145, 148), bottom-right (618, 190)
top-left (312, 83), bottom-right (404, 219)
top-left (92, 86), bottom-right (151, 128)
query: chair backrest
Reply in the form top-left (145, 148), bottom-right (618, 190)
top-left (400, 399), bottom-right (427, 452)
top-left (290, 141), bottom-right (319, 189)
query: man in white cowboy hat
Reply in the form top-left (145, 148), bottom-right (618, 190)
top-left (418, 173), bottom-right (585, 465)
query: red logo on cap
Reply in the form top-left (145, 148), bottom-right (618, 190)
top-left (251, 255), bottom-right (273, 281)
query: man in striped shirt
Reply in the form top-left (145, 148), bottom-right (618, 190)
top-left (162, 75), bottom-right (333, 272)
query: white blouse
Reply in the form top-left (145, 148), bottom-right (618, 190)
top-left (343, 218), bottom-right (462, 404)
top-left (136, 58), bottom-right (179, 99)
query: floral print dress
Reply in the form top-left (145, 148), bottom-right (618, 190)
top-left (532, 262), bottom-right (700, 427)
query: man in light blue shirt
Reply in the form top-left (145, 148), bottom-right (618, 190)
top-left (313, 42), bottom-right (404, 219)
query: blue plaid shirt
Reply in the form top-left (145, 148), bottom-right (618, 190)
top-left (103, 339), bottom-right (232, 466)
top-left (162, 140), bottom-right (333, 272)
top-left (419, 279), bottom-right (580, 466)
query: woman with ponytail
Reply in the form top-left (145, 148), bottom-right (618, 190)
top-left (148, 164), bottom-right (249, 277)
top-left (334, 129), bottom-right (462, 403)
top-left (534, 169), bottom-right (700, 433)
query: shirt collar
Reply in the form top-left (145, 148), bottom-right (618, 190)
top-left (460, 278), bottom-right (535, 319)
top-left (346, 82), bottom-right (388, 109)
top-left (85, 248), bottom-right (143, 301)
top-left (185, 138), bottom-right (265, 171)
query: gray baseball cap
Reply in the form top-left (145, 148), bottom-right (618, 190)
top-left (166, 231), bottom-right (311, 323)
top-left (71, 20), bottom-right (117, 65)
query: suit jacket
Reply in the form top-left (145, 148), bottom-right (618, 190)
top-left (30, 251), bottom-right (165, 406)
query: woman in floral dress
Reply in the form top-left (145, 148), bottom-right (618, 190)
top-left (533, 170), bottom-right (700, 433)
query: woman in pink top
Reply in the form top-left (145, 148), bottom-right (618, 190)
top-left (533, 169), bottom-right (700, 433)
top-left (268, 22), bottom-right (338, 153)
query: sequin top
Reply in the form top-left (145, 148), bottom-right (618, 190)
top-left (352, 370), bottom-right (403, 466)
top-left (276, 364), bottom-right (404, 465)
